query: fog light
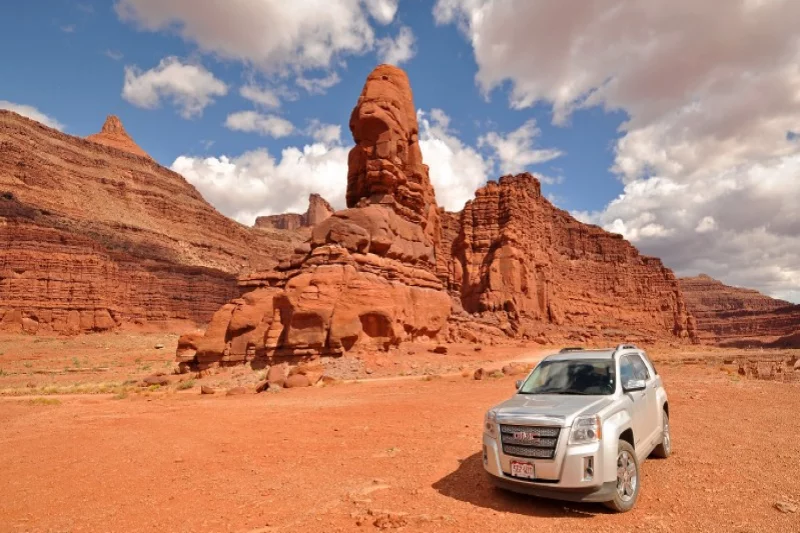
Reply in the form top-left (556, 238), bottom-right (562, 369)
top-left (583, 456), bottom-right (594, 481)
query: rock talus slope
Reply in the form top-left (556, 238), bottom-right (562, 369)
top-left (0, 111), bottom-right (298, 334)
top-left (680, 274), bottom-right (800, 346)
top-left (181, 65), bottom-right (695, 371)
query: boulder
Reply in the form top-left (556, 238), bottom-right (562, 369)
top-left (284, 374), bottom-right (312, 388)
top-left (267, 366), bottom-right (287, 387)
top-left (200, 385), bottom-right (216, 395)
top-left (226, 386), bottom-right (248, 396)
top-left (141, 374), bottom-right (171, 387)
top-left (502, 364), bottom-right (525, 376)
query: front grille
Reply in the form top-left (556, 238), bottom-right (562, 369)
top-left (500, 424), bottom-right (561, 460)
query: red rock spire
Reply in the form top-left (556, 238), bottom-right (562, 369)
top-left (86, 115), bottom-right (151, 159)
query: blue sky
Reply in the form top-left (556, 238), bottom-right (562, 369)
top-left (0, 1), bottom-right (624, 214)
top-left (2, 1), bottom-right (799, 302)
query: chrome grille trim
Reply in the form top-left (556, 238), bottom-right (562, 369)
top-left (503, 445), bottom-right (555, 459)
top-left (500, 424), bottom-right (562, 460)
top-left (500, 425), bottom-right (560, 438)
top-left (501, 434), bottom-right (558, 447)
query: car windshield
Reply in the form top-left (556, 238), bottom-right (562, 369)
top-left (519, 359), bottom-right (615, 395)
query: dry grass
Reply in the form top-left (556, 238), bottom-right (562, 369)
top-left (0, 381), bottom-right (136, 397)
top-left (24, 397), bottom-right (62, 406)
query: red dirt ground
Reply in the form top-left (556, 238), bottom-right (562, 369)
top-left (1, 356), bottom-right (798, 533)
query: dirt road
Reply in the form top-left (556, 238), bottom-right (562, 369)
top-left (1, 363), bottom-right (798, 533)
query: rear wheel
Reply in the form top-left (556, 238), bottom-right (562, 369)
top-left (604, 440), bottom-right (640, 513)
top-left (652, 411), bottom-right (671, 459)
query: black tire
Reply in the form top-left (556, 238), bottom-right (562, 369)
top-left (651, 411), bottom-right (672, 459)
top-left (604, 440), bottom-right (641, 513)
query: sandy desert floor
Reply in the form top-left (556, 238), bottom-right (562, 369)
top-left (1, 337), bottom-right (799, 533)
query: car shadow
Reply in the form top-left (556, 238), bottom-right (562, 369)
top-left (432, 453), bottom-right (611, 518)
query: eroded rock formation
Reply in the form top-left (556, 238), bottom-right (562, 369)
top-left (0, 111), bottom-right (300, 334)
top-left (443, 175), bottom-right (696, 343)
top-left (179, 65), bottom-right (452, 370)
top-left (680, 275), bottom-right (800, 347)
top-left (179, 65), bottom-right (698, 371)
top-left (254, 194), bottom-right (334, 230)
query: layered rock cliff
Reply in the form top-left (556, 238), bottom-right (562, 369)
top-left (680, 275), bottom-right (800, 346)
top-left (443, 175), bottom-right (696, 343)
top-left (254, 193), bottom-right (334, 230)
top-left (0, 111), bottom-right (299, 334)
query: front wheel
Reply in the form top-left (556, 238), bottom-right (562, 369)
top-left (651, 411), bottom-right (671, 459)
top-left (604, 440), bottom-right (640, 513)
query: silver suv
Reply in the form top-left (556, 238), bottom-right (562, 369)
top-left (482, 344), bottom-right (671, 512)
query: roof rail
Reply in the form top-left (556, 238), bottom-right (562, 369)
top-left (612, 343), bottom-right (638, 357)
top-left (559, 346), bottom-right (584, 353)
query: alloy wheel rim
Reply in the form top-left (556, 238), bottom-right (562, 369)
top-left (616, 450), bottom-right (637, 502)
top-left (663, 417), bottom-right (671, 454)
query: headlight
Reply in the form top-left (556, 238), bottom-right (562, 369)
top-left (484, 409), bottom-right (498, 439)
top-left (569, 415), bottom-right (602, 445)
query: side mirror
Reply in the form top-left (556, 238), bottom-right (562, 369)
top-left (515, 380), bottom-right (524, 390)
top-left (623, 379), bottom-right (646, 392)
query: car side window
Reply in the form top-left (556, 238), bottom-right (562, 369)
top-left (641, 352), bottom-right (658, 375)
top-left (628, 354), bottom-right (651, 381)
top-left (619, 356), bottom-right (635, 385)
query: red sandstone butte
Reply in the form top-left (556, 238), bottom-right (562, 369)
top-left (254, 194), bottom-right (334, 230)
top-left (180, 65), bottom-right (453, 371)
top-left (680, 274), bottom-right (800, 347)
top-left (442, 174), bottom-right (696, 343)
top-left (178, 65), bottom-right (696, 372)
top-left (0, 111), bottom-right (301, 334)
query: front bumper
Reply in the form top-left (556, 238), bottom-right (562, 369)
top-left (488, 474), bottom-right (617, 503)
top-left (482, 432), bottom-right (616, 503)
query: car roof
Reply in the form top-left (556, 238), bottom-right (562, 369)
top-left (544, 349), bottom-right (617, 362)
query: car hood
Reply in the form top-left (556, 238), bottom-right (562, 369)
top-left (492, 394), bottom-right (615, 427)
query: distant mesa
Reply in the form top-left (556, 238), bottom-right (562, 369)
top-left (86, 115), bottom-right (152, 159)
top-left (679, 274), bottom-right (800, 347)
top-left (255, 194), bottom-right (334, 231)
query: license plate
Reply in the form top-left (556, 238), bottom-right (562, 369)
top-left (510, 461), bottom-right (535, 479)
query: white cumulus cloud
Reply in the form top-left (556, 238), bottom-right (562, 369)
top-left (0, 101), bottom-right (64, 131)
top-left (172, 143), bottom-right (349, 225)
top-left (116, 0), bottom-right (396, 73)
top-left (435, 0), bottom-right (800, 301)
top-left (296, 72), bottom-right (342, 95)
top-left (418, 109), bottom-right (492, 212)
top-left (122, 56), bottom-right (228, 118)
top-left (376, 26), bottom-right (416, 65)
top-left (364, 0), bottom-right (399, 24)
top-left (478, 119), bottom-right (563, 174)
top-left (240, 84), bottom-right (281, 109)
top-left (225, 111), bottom-right (294, 138)
top-left (306, 120), bottom-right (342, 145)
top-left (175, 107), bottom-right (560, 230)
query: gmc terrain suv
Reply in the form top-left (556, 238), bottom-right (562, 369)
top-left (482, 344), bottom-right (671, 512)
